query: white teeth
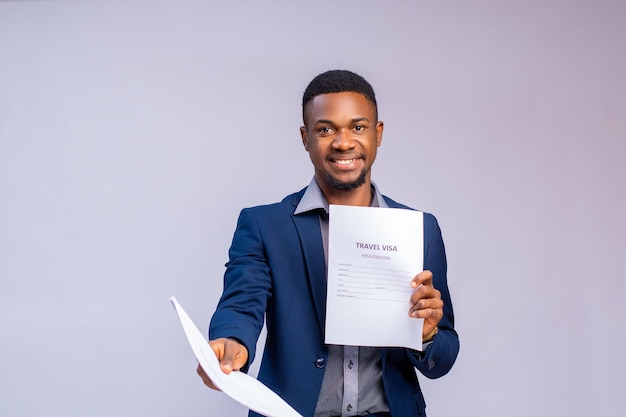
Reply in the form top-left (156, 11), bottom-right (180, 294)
top-left (335, 159), bottom-right (356, 165)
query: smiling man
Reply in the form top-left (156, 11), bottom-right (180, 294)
top-left (198, 70), bottom-right (459, 417)
top-left (300, 90), bottom-right (382, 203)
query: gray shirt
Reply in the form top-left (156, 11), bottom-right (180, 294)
top-left (294, 178), bottom-right (391, 417)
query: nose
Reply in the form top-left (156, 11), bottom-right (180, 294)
top-left (332, 128), bottom-right (355, 150)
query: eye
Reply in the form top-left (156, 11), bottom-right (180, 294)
top-left (318, 126), bottom-right (334, 135)
top-left (353, 125), bottom-right (365, 132)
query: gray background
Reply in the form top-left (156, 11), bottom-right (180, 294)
top-left (1, 1), bottom-right (625, 416)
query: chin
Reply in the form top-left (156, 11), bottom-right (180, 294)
top-left (326, 170), bottom-right (368, 191)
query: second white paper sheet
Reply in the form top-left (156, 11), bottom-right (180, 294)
top-left (170, 297), bottom-right (302, 417)
top-left (326, 205), bottom-right (424, 351)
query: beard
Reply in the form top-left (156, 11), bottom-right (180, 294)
top-left (325, 168), bottom-right (368, 191)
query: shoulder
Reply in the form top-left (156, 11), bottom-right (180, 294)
top-left (382, 195), bottom-right (413, 210)
top-left (240, 188), bottom-right (306, 216)
top-left (382, 195), bottom-right (439, 227)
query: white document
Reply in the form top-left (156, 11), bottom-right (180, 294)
top-left (325, 205), bottom-right (424, 351)
top-left (169, 296), bottom-right (302, 417)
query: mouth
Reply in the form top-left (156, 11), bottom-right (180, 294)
top-left (329, 156), bottom-right (362, 171)
top-left (332, 158), bottom-right (360, 165)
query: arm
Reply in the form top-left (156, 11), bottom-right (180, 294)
top-left (407, 213), bottom-right (459, 379)
top-left (208, 208), bottom-right (272, 372)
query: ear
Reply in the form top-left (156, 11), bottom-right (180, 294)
top-left (300, 126), bottom-right (309, 151)
top-left (376, 121), bottom-right (384, 147)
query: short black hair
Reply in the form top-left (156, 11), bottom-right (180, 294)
top-left (302, 70), bottom-right (378, 122)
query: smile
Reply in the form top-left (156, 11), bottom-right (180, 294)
top-left (334, 159), bottom-right (359, 165)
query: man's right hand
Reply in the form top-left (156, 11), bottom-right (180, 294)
top-left (196, 338), bottom-right (249, 391)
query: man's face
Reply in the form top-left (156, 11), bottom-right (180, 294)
top-left (300, 92), bottom-right (383, 192)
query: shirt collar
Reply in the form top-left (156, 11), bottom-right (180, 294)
top-left (294, 177), bottom-right (388, 215)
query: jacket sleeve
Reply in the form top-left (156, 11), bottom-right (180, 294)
top-left (407, 212), bottom-right (460, 378)
top-left (208, 208), bottom-right (271, 370)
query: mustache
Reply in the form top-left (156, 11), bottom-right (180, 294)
top-left (328, 153), bottom-right (364, 161)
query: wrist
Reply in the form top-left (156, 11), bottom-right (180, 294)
top-left (422, 326), bottom-right (438, 343)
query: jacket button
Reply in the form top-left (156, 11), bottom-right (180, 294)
top-left (315, 358), bottom-right (325, 368)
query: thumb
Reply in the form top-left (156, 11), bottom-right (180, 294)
top-left (219, 339), bottom-right (247, 374)
top-left (220, 352), bottom-right (235, 373)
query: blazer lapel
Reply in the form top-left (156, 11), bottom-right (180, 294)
top-left (291, 211), bottom-right (327, 336)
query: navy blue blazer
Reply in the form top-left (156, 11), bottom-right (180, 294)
top-left (209, 188), bottom-right (459, 417)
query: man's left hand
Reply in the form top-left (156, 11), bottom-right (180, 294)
top-left (409, 270), bottom-right (444, 340)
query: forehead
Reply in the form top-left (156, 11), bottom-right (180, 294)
top-left (304, 92), bottom-right (376, 124)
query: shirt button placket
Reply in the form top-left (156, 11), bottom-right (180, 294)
top-left (342, 346), bottom-right (358, 416)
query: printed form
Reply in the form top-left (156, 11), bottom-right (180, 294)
top-left (325, 205), bottom-right (425, 351)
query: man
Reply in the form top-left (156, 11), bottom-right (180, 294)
top-left (198, 70), bottom-right (459, 417)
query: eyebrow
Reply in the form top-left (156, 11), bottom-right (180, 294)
top-left (313, 117), bottom-right (371, 125)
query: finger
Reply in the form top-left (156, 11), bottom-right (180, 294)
top-left (411, 270), bottom-right (433, 289)
top-left (220, 344), bottom-right (239, 373)
top-left (225, 340), bottom-right (248, 372)
top-left (410, 280), bottom-right (439, 304)
top-left (211, 338), bottom-right (248, 374)
top-left (409, 294), bottom-right (443, 318)
top-left (196, 364), bottom-right (220, 391)
top-left (410, 297), bottom-right (444, 315)
top-left (409, 283), bottom-right (429, 304)
top-left (208, 339), bottom-right (234, 374)
top-left (410, 306), bottom-right (444, 323)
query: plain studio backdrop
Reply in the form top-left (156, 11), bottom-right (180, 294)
top-left (1, 1), bottom-right (624, 416)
